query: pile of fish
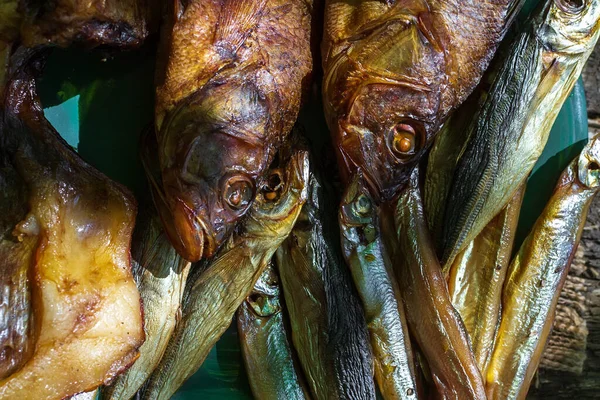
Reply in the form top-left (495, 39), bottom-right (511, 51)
top-left (0, 0), bottom-right (599, 399)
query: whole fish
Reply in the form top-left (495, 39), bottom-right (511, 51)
top-left (447, 185), bottom-right (524, 374)
top-left (142, 146), bottom-right (309, 400)
top-left (485, 137), bottom-right (600, 399)
top-left (152, 0), bottom-right (313, 261)
top-left (17, 0), bottom-right (159, 48)
top-left (339, 172), bottom-right (417, 400)
top-left (441, 0), bottom-right (600, 267)
top-left (322, 0), bottom-right (522, 201)
top-left (0, 50), bottom-right (144, 399)
top-left (237, 261), bottom-right (311, 400)
top-left (276, 163), bottom-right (376, 400)
top-left (102, 201), bottom-right (191, 400)
top-left (392, 168), bottom-right (485, 400)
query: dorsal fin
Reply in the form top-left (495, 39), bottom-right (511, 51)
top-left (214, 0), bottom-right (268, 55)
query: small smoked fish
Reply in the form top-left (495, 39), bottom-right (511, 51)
top-left (322, 0), bottom-right (522, 201)
top-left (276, 163), bottom-right (376, 400)
top-left (486, 137), bottom-right (600, 399)
top-left (339, 172), bottom-right (417, 400)
top-left (102, 200), bottom-right (191, 400)
top-left (142, 146), bottom-right (309, 400)
top-left (447, 185), bottom-right (525, 374)
top-left (152, 0), bottom-right (313, 261)
top-left (392, 168), bottom-right (485, 400)
top-left (237, 262), bottom-right (311, 400)
top-left (0, 49), bottom-right (143, 399)
top-left (441, 0), bottom-right (600, 267)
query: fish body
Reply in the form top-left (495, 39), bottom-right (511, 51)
top-left (447, 185), bottom-right (524, 374)
top-left (339, 172), bottom-right (417, 400)
top-left (143, 146), bottom-right (309, 400)
top-left (14, 0), bottom-right (157, 48)
top-left (441, 0), bottom-right (600, 266)
top-left (102, 203), bottom-right (191, 400)
top-left (486, 136), bottom-right (600, 399)
top-left (276, 164), bottom-right (376, 400)
top-left (392, 168), bottom-right (485, 400)
top-left (322, 0), bottom-right (521, 201)
top-left (0, 50), bottom-right (144, 399)
top-left (237, 262), bottom-right (311, 400)
top-left (153, 0), bottom-right (313, 261)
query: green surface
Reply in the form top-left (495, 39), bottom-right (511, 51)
top-left (37, 11), bottom-right (588, 398)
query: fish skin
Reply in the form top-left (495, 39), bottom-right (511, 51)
top-left (447, 185), bottom-right (524, 374)
top-left (276, 163), bottom-right (376, 400)
top-left (0, 49), bottom-right (144, 399)
top-left (322, 0), bottom-right (522, 202)
top-left (339, 172), bottom-right (418, 400)
top-left (486, 135), bottom-right (600, 400)
top-left (142, 146), bottom-right (309, 400)
top-left (153, 0), bottom-right (313, 261)
top-left (392, 167), bottom-right (486, 400)
top-left (237, 261), bottom-right (311, 400)
top-left (16, 0), bottom-right (159, 48)
top-left (102, 201), bottom-right (191, 400)
top-left (440, 0), bottom-right (600, 267)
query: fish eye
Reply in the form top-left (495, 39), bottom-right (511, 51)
top-left (556, 0), bottom-right (585, 13)
top-left (223, 176), bottom-right (254, 212)
top-left (354, 194), bottom-right (372, 216)
top-left (388, 123), bottom-right (420, 161)
top-left (261, 170), bottom-right (284, 202)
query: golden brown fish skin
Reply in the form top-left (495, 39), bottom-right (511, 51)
top-left (17, 0), bottom-right (160, 48)
top-left (102, 202), bottom-right (191, 400)
top-left (0, 50), bottom-right (144, 399)
top-left (322, 0), bottom-right (521, 201)
top-left (237, 262), bottom-right (311, 400)
top-left (142, 147), bottom-right (309, 400)
top-left (153, 0), bottom-right (313, 261)
top-left (391, 168), bottom-right (485, 400)
top-left (486, 137), bottom-right (600, 400)
top-left (447, 185), bottom-right (524, 374)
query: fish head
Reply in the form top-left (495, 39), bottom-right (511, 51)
top-left (245, 263), bottom-right (281, 318)
top-left (332, 75), bottom-right (439, 202)
top-left (578, 135), bottom-right (600, 188)
top-left (324, 14), bottom-right (444, 203)
top-left (158, 78), bottom-right (272, 261)
top-left (244, 147), bottom-right (310, 241)
top-left (339, 171), bottom-right (378, 248)
top-left (539, 0), bottom-right (600, 56)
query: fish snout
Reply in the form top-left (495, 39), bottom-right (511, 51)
top-left (170, 200), bottom-right (207, 262)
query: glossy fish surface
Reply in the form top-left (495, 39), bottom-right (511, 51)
top-left (392, 168), bottom-right (485, 400)
top-left (441, 0), bottom-right (600, 267)
top-left (143, 146), bottom-right (309, 400)
top-left (447, 185), bottom-right (524, 374)
top-left (16, 0), bottom-right (158, 48)
top-left (0, 50), bottom-right (144, 399)
top-left (486, 136), bottom-right (600, 399)
top-left (339, 172), bottom-right (417, 400)
top-left (276, 162), bottom-right (376, 400)
top-left (237, 262), bottom-right (311, 400)
top-left (153, 0), bottom-right (313, 261)
top-left (322, 0), bottom-right (521, 201)
top-left (102, 201), bottom-right (191, 400)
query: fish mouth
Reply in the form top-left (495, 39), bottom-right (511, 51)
top-left (170, 199), bottom-right (220, 262)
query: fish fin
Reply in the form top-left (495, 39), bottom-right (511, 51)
top-left (215, 0), bottom-right (268, 55)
